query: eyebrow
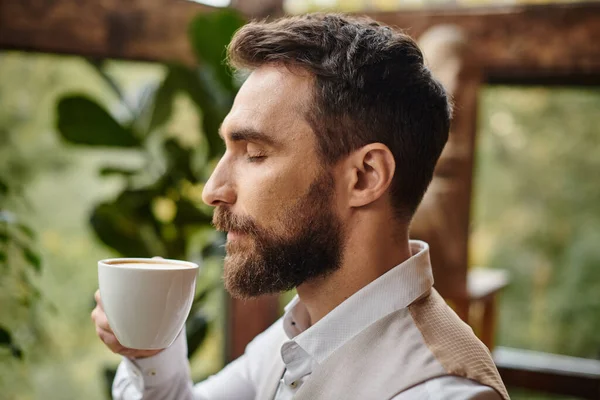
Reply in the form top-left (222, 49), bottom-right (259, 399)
top-left (219, 128), bottom-right (278, 147)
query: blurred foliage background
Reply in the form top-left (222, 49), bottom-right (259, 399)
top-left (0, 9), bottom-right (245, 399)
top-left (472, 86), bottom-right (600, 360)
top-left (1, 4), bottom-right (599, 400)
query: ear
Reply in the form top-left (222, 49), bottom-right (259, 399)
top-left (346, 143), bottom-right (395, 208)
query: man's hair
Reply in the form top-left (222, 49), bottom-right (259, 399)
top-left (228, 13), bottom-right (451, 220)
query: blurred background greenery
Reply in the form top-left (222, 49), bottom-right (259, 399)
top-left (1, 3), bottom-right (599, 400)
top-left (473, 86), bottom-right (600, 360)
top-left (0, 9), bottom-right (245, 399)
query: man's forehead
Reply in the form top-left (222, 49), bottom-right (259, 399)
top-left (222, 66), bottom-right (313, 140)
top-left (239, 65), bottom-right (313, 100)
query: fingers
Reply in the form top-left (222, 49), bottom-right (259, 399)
top-left (95, 325), bottom-right (162, 358)
top-left (91, 304), bottom-right (112, 333)
top-left (92, 309), bottom-right (128, 355)
top-left (94, 289), bottom-right (103, 310)
top-left (91, 291), bottom-right (163, 358)
top-left (96, 326), bottom-right (124, 353)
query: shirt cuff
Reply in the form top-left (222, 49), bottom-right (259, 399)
top-left (122, 329), bottom-right (190, 389)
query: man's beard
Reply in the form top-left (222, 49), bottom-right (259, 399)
top-left (212, 172), bottom-right (345, 299)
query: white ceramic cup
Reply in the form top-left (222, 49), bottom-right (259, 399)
top-left (98, 257), bottom-right (199, 350)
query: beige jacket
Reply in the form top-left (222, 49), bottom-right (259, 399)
top-left (256, 288), bottom-right (509, 400)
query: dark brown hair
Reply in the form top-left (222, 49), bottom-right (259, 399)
top-left (228, 13), bottom-right (451, 220)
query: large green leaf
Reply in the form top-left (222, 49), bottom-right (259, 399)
top-left (174, 199), bottom-right (212, 225)
top-left (57, 95), bottom-right (140, 147)
top-left (22, 247), bottom-right (42, 273)
top-left (90, 190), bottom-right (161, 258)
top-left (91, 204), bottom-right (153, 258)
top-left (188, 9), bottom-right (245, 93)
top-left (11, 347), bottom-right (23, 359)
top-left (0, 178), bottom-right (8, 197)
top-left (170, 66), bottom-right (227, 159)
top-left (163, 139), bottom-right (197, 182)
top-left (149, 65), bottom-right (226, 159)
top-left (17, 223), bottom-right (35, 240)
top-left (148, 71), bottom-right (178, 133)
top-left (0, 326), bottom-right (23, 359)
top-left (86, 59), bottom-right (126, 103)
top-left (99, 166), bottom-right (140, 177)
top-left (0, 326), bottom-right (11, 345)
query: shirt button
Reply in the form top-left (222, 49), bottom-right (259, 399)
top-left (147, 369), bottom-right (157, 377)
top-left (290, 381), bottom-right (298, 388)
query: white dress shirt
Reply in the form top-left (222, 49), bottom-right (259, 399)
top-left (113, 240), bottom-right (501, 400)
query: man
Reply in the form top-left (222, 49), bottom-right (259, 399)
top-left (92, 13), bottom-right (509, 400)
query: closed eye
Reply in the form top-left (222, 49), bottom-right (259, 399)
top-left (246, 143), bottom-right (267, 162)
top-left (247, 154), bottom-right (267, 163)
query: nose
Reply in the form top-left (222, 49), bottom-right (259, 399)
top-left (202, 156), bottom-right (236, 207)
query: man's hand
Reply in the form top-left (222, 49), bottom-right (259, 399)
top-left (91, 289), bottom-right (163, 359)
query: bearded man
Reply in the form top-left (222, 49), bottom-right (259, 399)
top-left (92, 13), bottom-right (509, 400)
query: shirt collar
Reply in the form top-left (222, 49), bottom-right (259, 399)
top-left (282, 240), bottom-right (433, 365)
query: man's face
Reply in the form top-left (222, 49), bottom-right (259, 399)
top-left (202, 66), bottom-right (345, 298)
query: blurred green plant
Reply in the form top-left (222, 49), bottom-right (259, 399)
top-left (473, 86), bottom-right (600, 362)
top-left (0, 187), bottom-right (42, 361)
top-left (0, 108), bottom-right (55, 366)
top-left (53, 9), bottom-right (245, 396)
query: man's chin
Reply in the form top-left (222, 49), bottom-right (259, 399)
top-left (224, 286), bottom-right (265, 300)
top-left (222, 258), bottom-right (264, 299)
top-left (223, 275), bottom-right (276, 300)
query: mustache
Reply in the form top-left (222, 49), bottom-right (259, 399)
top-left (212, 206), bottom-right (260, 235)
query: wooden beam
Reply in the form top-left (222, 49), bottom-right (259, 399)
top-left (366, 3), bottom-right (600, 80)
top-left (0, 0), bottom-right (286, 64)
top-left (2, 2), bottom-right (599, 79)
top-left (0, 0), bottom-right (210, 64)
top-left (231, 0), bottom-right (283, 18)
top-left (410, 23), bottom-right (483, 320)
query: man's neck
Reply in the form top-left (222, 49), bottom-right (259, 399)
top-left (296, 219), bottom-right (411, 326)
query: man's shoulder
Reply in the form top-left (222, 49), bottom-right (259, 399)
top-left (405, 289), bottom-right (508, 399)
top-left (407, 289), bottom-right (488, 359)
